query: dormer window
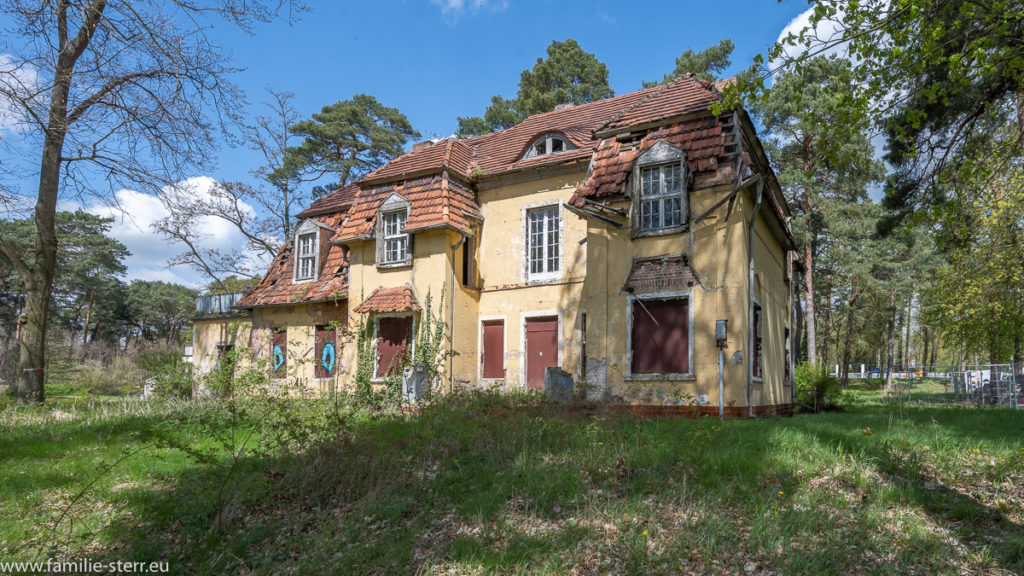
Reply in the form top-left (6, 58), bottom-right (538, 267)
top-left (297, 233), bottom-right (317, 279)
top-left (522, 133), bottom-right (575, 160)
top-left (293, 218), bottom-right (332, 284)
top-left (376, 193), bottom-right (412, 267)
top-left (632, 140), bottom-right (688, 237)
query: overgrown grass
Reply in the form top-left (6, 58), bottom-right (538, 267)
top-left (2, 392), bottom-right (1023, 575)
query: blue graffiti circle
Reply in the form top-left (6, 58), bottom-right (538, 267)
top-left (272, 344), bottom-right (285, 372)
top-left (321, 342), bottom-right (336, 374)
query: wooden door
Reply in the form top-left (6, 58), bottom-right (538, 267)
top-left (525, 316), bottom-right (558, 390)
top-left (482, 321), bottom-right (504, 378)
top-left (376, 316), bottom-right (412, 377)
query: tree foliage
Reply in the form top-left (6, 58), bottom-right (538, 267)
top-left (643, 39), bottom-right (735, 87)
top-left (281, 94), bottom-right (420, 191)
top-left (741, 0), bottom-right (1024, 228)
top-left (456, 39), bottom-right (613, 137)
top-left (0, 0), bottom-right (304, 403)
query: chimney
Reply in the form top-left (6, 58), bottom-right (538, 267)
top-left (412, 140), bottom-right (435, 153)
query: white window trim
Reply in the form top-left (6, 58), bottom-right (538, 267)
top-left (377, 209), bottom-right (410, 267)
top-left (519, 310), bottom-right (562, 391)
top-left (521, 132), bottom-right (576, 160)
top-left (624, 290), bottom-right (695, 381)
top-left (292, 228), bottom-right (320, 284)
top-left (522, 202), bottom-right (563, 284)
top-left (752, 297), bottom-right (764, 383)
top-left (477, 315), bottom-right (507, 383)
top-left (371, 312), bottom-right (417, 382)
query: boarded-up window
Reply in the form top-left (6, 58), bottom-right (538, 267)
top-left (462, 236), bottom-right (475, 287)
top-left (315, 325), bottom-right (337, 379)
top-left (376, 316), bottom-right (413, 377)
top-left (481, 320), bottom-right (504, 378)
top-left (271, 329), bottom-right (287, 378)
top-left (216, 344), bottom-right (235, 378)
top-left (753, 303), bottom-right (763, 379)
top-left (631, 298), bottom-right (689, 375)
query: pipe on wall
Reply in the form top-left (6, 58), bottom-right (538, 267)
top-left (747, 180), bottom-right (763, 417)
top-left (449, 234), bottom-right (467, 393)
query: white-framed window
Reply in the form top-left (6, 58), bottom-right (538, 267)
top-left (522, 133), bottom-right (576, 160)
top-left (639, 164), bottom-right (684, 230)
top-left (526, 205), bottom-right (560, 281)
top-left (296, 232), bottom-right (317, 280)
top-left (380, 209), bottom-right (409, 265)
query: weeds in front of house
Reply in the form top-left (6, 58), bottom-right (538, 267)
top-left (3, 389), bottom-right (1024, 575)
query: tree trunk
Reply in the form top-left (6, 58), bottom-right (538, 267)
top-left (885, 287), bottom-right (897, 393)
top-left (922, 326), bottom-right (930, 372)
top-left (80, 289), bottom-right (94, 357)
top-left (802, 194), bottom-right (817, 365)
top-left (821, 275), bottom-right (833, 368)
top-left (841, 292), bottom-right (857, 390)
top-left (904, 294), bottom-right (913, 368)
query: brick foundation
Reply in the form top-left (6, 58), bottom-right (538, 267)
top-left (616, 403), bottom-right (793, 419)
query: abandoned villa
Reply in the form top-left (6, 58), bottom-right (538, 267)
top-left (192, 75), bottom-right (799, 417)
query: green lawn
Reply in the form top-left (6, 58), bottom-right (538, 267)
top-left (2, 391), bottom-right (1023, 575)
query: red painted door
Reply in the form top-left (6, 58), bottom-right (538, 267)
top-left (525, 316), bottom-right (558, 390)
top-left (376, 317), bottom-right (412, 377)
top-left (482, 321), bottom-right (505, 378)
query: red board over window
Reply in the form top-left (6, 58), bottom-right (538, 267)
top-left (376, 316), bottom-right (412, 377)
top-left (631, 298), bottom-right (689, 375)
top-left (481, 320), bottom-right (504, 378)
top-left (271, 329), bottom-right (287, 377)
top-left (315, 326), bottom-right (337, 379)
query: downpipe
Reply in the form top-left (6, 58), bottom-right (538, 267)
top-left (747, 180), bottom-right (763, 418)
top-left (449, 234), bottom-right (467, 393)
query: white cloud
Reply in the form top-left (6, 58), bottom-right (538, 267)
top-left (596, 9), bottom-right (615, 25)
top-left (0, 53), bottom-right (40, 133)
top-left (430, 0), bottom-right (507, 17)
top-left (85, 177), bottom-right (262, 288)
top-left (771, 6), bottom-right (849, 73)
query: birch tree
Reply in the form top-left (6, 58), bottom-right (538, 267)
top-left (0, 0), bottom-right (304, 404)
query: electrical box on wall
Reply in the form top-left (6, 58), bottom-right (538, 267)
top-left (715, 320), bottom-right (728, 347)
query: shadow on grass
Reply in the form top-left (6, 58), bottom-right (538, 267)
top-left (13, 395), bottom-right (1023, 575)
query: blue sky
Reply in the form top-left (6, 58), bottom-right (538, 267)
top-left (3, 0), bottom-right (816, 286)
top-left (211, 0), bottom-right (811, 183)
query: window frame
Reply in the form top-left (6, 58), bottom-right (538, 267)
top-left (631, 140), bottom-right (688, 238)
top-left (625, 290), bottom-right (695, 381)
top-left (371, 313), bottom-right (417, 381)
top-left (752, 299), bottom-right (764, 382)
top-left (379, 209), bottom-right (409, 265)
top-left (638, 164), bottom-right (685, 230)
top-left (521, 132), bottom-right (576, 161)
top-left (292, 226), bottom-right (319, 284)
top-left (523, 203), bottom-right (562, 283)
top-left (478, 316), bottom-right (507, 381)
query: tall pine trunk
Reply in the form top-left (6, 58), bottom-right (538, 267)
top-left (885, 287), bottom-right (897, 393)
top-left (904, 295), bottom-right (912, 368)
top-left (840, 291), bottom-right (857, 390)
top-left (80, 289), bottom-right (94, 357)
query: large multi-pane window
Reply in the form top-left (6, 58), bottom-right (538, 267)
top-left (381, 210), bottom-right (409, 264)
top-left (296, 233), bottom-right (317, 280)
top-left (527, 206), bottom-right (560, 281)
top-left (639, 164), bottom-right (684, 230)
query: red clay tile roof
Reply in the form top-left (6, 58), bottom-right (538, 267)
top-left (296, 183), bottom-right (358, 219)
top-left (235, 212), bottom-right (349, 308)
top-left (334, 171), bottom-right (481, 243)
top-left (352, 284), bottom-right (422, 313)
top-left (596, 75), bottom-right (723, 134)
top-left (362, 138), bottom-right (473, 184)
top-left (571, 115), bottom-right (735, 206)
top-left (462, 86), bottom-right (662, 175)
